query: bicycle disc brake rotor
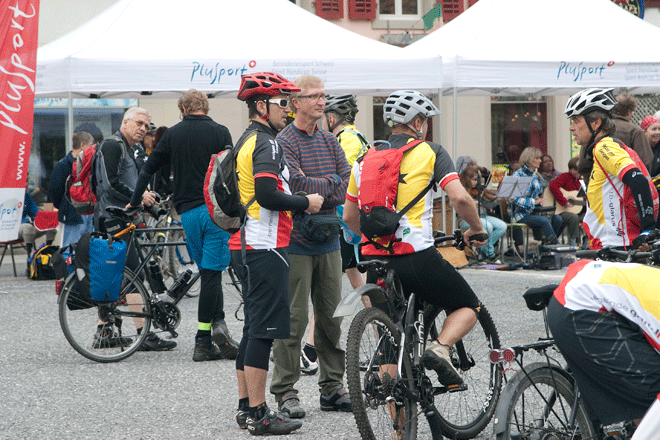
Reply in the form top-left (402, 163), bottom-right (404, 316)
top-left (152, 303), bottom-right (181, 330)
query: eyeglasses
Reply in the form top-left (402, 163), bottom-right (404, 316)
top-left (130, 119), bottom-right (151, 129)
top-left (266, 98), bottom-right (290, 109)
top-left (297, 93), bottom-right (326, 102)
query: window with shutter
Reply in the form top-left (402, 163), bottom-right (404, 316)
top-left (349, 0), bottom-right (377, 20)
top-left (313, 0), bottom-right (344, 19)
top-left (441, 0), bottom-right (464, 22)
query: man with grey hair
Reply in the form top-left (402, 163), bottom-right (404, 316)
top-left (94, 106), bottom-right (176, 352)
top-left (612, 92), bottom-right (653, 171)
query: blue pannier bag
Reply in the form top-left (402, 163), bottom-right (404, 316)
top-left (74, 232), bottom-right (126, 303)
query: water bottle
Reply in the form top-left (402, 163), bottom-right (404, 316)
top-left (167, 269), bottom-right (193, 299)
top-left (147, 260), bottom-right (167, 294)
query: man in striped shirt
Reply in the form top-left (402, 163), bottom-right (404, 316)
top-left (270, 75), bottom-right (352, 418)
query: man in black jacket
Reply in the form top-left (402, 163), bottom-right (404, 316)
top-left (129, 90), bottom-right (239, 362)
top-left (48, 131), bottom-right (94, 248)
top-left (95, 107), bottom-right (176, 352)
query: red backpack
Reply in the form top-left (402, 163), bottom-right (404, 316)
top-left (357, 139), bottom-right (434, 252)
top-left (65, 145), bottom-right (97, 215)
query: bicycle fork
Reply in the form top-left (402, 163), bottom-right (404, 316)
top-left (401, 294), bottom-right (446, 440)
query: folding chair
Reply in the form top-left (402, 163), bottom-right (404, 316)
top-left (0, 239), bottom-right (27, 277)
top-left (497, 200), bottom-right (531, 262)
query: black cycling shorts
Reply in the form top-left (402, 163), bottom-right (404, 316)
top-left (548, 296), bottom-right (660, 425)
top-left (230, 248), bottom-right (291, 340)
top-left (366, 246), bottom-right (480, 312)
top-left (340, 236), bottom-right (359, 272)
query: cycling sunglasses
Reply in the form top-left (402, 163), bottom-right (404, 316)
top-left (266, 98), bottom-right (290, 109)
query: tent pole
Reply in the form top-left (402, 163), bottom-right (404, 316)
top-left (67, 92), bottom-right (74, 152)
top-left (452, 86), bottom-right (458, 231)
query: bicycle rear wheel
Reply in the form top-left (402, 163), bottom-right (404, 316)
top-left (58, 268), bottom-right (151, 363)
top-left (495, 365), bottom-right (597, 440)
top-left (424, 303), bottom-right (502, 439)
top-left (346, 307), bottom-right (418, 440)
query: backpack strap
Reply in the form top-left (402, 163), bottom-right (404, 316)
top-left (394, 140), bottom-right (433, 219)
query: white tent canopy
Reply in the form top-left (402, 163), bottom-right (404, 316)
top-left (36, 0), bottom-right (442, 98)
top-left (405, 0), bottom-right (660, 96)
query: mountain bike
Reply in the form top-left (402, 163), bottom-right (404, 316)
top-left (57, 206), bottom-right (200, 363)
top-left (492, 244), bottom-right (660, 440)
top-left (335, 230), bottom-right (502, 440)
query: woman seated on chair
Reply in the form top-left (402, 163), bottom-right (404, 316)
top-left (459, 166), bottom-right (506, 262)
top-left (510, 147), bottom-right (562, 245)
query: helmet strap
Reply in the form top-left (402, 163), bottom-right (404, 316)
top-left (407, 121), bottom-right (423, 140)
top-left (326, 113), bottom-right (344, 133)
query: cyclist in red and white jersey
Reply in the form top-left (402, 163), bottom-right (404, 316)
top-left (548, 259), bottom-right (660, 427)
top-left (565, 88), bottom-right (658, 250)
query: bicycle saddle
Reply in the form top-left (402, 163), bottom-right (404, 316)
top-left (523, 284), bottom-right (559, 311)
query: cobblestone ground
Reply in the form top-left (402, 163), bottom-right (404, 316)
top-left (0, 260), bottom-right (565, 440)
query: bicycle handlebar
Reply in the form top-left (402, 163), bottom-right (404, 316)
top-left (575, 247), bottom-right (655, 263)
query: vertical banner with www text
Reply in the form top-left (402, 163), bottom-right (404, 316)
top-left (0, 0), bottom-right (40, 241)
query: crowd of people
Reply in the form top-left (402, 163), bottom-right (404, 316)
top-left (28, 81), bottom-right (660, 437)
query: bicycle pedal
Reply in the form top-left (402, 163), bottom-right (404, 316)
top-left (436, 383), bottom-right (468, 394)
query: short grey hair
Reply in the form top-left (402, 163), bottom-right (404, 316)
top-left (123, 107), bottom-right (151, 122)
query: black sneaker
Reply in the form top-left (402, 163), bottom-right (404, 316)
top-left (236, 409), bottom-right (248, 429)
top-left (137, 332), bottom-right (176, 351)
top-left (320, 388), bottom-right (352, 412)
top-left (192, 337), bottom-right (223, 362)
top-left (247, 409), bottom-right (302, 436)
top-left (93, 327), bottom-right (133, 349)
top-left (211, 321), bottom-right (239, 360)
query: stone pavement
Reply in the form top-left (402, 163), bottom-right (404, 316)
top-left (0, 252), bottom-right (566, 440)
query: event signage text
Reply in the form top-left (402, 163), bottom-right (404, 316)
top-left (556, 61), bottom-right (614, 82)
top-left (0, 0), bottom-right (40, 240)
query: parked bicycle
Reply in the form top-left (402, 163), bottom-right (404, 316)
top-left (335, 230), bottom-right (502, 440)
top-left (57, 206), bottom-right (200, 363)
top-left (491, 244), bottom-right (660, 440)
top-left (144, 196), bottom-right (199, 297)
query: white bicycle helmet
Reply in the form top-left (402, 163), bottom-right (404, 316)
top-left (564, 88), bottom-right (616, 118)
top-left (383, 90), bottom-right (440, 126)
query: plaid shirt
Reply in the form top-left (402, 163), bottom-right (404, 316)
top-left (511, 166), bottom-right (543, 222)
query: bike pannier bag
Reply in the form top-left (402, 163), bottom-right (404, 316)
top-left (74, 232), bottom-right (126, 303)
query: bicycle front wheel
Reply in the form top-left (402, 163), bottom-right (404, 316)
top-left (495, 365), bottom-right (597, 440)
top-left (424, 303), bottom-right (502, 439)
top-left (346, 307), bottom-right (418, 440)
top-left (58, 268), bottom-right (151, 363)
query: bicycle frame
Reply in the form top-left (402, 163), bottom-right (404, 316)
top-left (105, 226), bottom-right (199, 334)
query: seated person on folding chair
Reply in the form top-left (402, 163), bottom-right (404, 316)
top-left (510, 147), bottom-right (562, 245)
top-left (459, 166), bottom-right (505, 262)
top-left (548, 157), bottom-right (585, 248)
top-left (19, 191), bottom-right (56, 267)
